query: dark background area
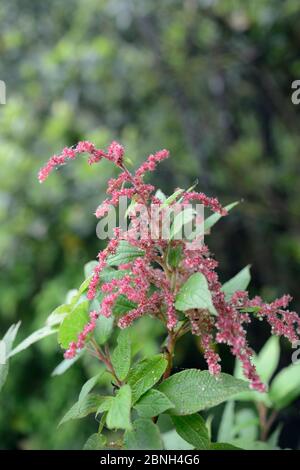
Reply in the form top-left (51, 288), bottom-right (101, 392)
top-left (0, 0), bottom-right (300, 449)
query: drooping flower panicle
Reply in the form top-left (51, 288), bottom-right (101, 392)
top-left (39, 140), bottom-right (300, 391)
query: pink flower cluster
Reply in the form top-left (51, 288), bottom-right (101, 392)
top-left (183, 192), bottom-right (227, 216)
top-left (38, 140), bottom-right (124, 183)
top-left (39, 140), bottom-right (300, 391)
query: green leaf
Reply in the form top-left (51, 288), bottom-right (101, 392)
top-left (79, 373), bottom-right (102, 402)
top-left (255, 336), bottom-right (280, 384)
top-left (221, 265), bottom-right (251, 301)
top-left (84, 260), bottom-right (98, 278)
top-left (124, 418), bottom-right (163, 450)
top-left (268, 424), bottom-right (283, 447)
top-left (58, 301), bottom-right (89, 349)
top-left (94, 315), bottom-right (114, 345)
top-left (59, 394), bottom-right (104, 426)
top-left (204, 201), bottom-right (239, 232)
top-left (239, 307), bottom-right (262, 316)
top-left (106, 384), bottom-right (132, 431)
top-left (217, 401), bottom-right (235, 443)
top-left (99, 268), bottom-right (130, 283)
top-left (0, 363), bottom-right (9, 394)
top-left (2, 322), bottom-right (21, 352)
top-left (171, 414), bottom-right (210, 449)
top-left (107, 241), bottom-right (144, 266)
top-left (134, 389), bottom-right (174, 418)
top-left (233, 338), bottom-right (280, 403)
top-left (46, 304), bottom-right (70, 327)
top-left (155, 189), bottom-right (167, 202)
top-left (78, 278), bottom-right (91, 296)
top-left (7, 325), bottom-right (57, 358)
top-left (124, 201), bottom-right (137, 219)
top-left (234, 409), bottom-right (258, 441)
top-left (227, 439), bottom-right (276, 450)
top-left (162, 429), bottom-right (193, 450)
top-left (233, 359), bottom-right (271, 405)
top-left (96, 397), bottom-right (113, 416)
top-left (170, 207), bottom-right (196, 240)
top-left (51, 353), bottom-right (82, 376)
top-left (210, 442), bottom-right (242, 450)
top-left (175, 273), bottom-right (217, 316)
top-left (167, 246), bottom-right (183, 268)
top-left (127, 354), bottom-right (168, 403)
top-left (158, 369), bottom-right (249, 415)
top-left (0, 322), bottom-right (21, 392)
top-left (83, 433), bottom-right (106, 450)
top-left (113, 295), bottom-right (137, 317)
top-left (269, 363), bottom-right (300, 409)
top-left (111, 330), bottom-right (131, 381)
top-left (161, 189), bottom-right (185, 207)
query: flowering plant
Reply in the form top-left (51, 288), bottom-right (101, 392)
top-left (1, 141), bottom-right (300, 450)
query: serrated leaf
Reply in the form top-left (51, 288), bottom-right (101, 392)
top-left (124, 418), bottom-right (163, 450)
top-left (158, 369), bottom-right (249, 415)
top-left (127, 354), bottom-right (168, 403)
top-left (269, 363), bottom-right (300, 409)
top-left (204, 201), bottom-right (239, 232)
top-left (58, 301), bottom-right (89, 349)
top-left (134, 389), bottom-right (174, 418)
top-left (171, 414), bottom-right (210, 449)
top-left (111, 330), bottom-right (131, 381)
top-left (106, 384), bottom-right (132, 431)
top-left (175, 273), bottom-right (217, 316)
top-left (107, 241), bottom-right (144, 266)
top-left (83, 433), bottom-right (106, 450)
top-left (221, 265), bottom-right (251, 301)
top-left (59, 394), bottom-right (104, 426)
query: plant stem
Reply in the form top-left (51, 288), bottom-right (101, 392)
top-left (90, 338), bottom-right (122, 387)
top-left (257, 402), bottom-right (278, 441)
top-left (162, 331), bottom-right (176, 380)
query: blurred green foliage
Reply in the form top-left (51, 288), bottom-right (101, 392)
top-left (0, 0), bottom-right (300, 449)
